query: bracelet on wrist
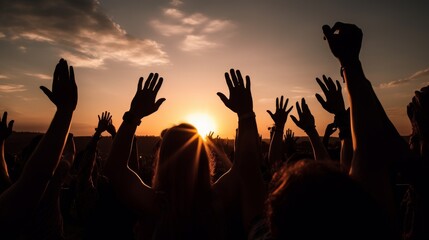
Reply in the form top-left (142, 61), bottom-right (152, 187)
top-left (123, 111), bottom-right (141, 126)
top-left (238, 111), bottom-right (256, 121)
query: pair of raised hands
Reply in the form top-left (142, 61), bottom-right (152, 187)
top-left (95, 111), bottom-right (116, 136)
top-left (128, 69), bottom-right (254, 120)
top-left (267, 75), bottom-right (346, 134)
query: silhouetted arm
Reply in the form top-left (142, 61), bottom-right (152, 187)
top-left (267, 96), bottom-right (293, 167)
top-left (315, 75), bottom-right (352, 171)
top-left (77, 112), bottom-right (110, 191)
top-left (322, 122), bottom-right (337, 148)
top-left (323, 22), bottom-right (409, 224)
top-left (291, 98), bottom-right (331, 161)
top-left (104, 73), bottom-right (165, 216)
top-left (216, 69), bottom-right (265, 231)
top-left (0, 59), bottom-right (77, 230)
top-left (128, 135), bottom-right (140, 174)
top-left (0, 112), bottom-right (13, 192)
top-left (284, 129), bottom-right (298, 158)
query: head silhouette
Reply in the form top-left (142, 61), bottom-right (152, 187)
top-left (267, 160), bottom-right (390, 240)
top-left (152, 123), bottom-right (212, 215)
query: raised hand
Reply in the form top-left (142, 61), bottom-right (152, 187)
top-left (0, 112), bottom-right (14, 141)
top-left (285, 129), bottom-right (296, 142)
top-left (96, 111), bottom-right (112, 133)
top-left (324, 122), bottom-right (337, 137)
top-left (315, 75), bottom-right (346, 115)
top-left (409, 87), bottom-right (429, 138)
top-left (206, 131), bottom-right (214, 141)
top-left (217, 69), bottom-right (253, 116)
top-left (129, 73), bottom-right (165, 119)
top-left (40, 58), bottom-right (78, 112)
top-left (322, 22), bottom-right (362, 66)
top-left (290, 98), bottom-right (316, 132)
top-left (106, 119), bottom-right (117, 137)
top-left (267, 96), bottom-right (293, 130)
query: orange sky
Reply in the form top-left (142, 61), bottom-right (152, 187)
top-left (1, 0), bottom-right (429, 138)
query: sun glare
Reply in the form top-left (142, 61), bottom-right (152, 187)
top-left (186, 113), bottom-right (216, 138)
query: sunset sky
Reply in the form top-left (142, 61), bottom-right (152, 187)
top-left (1, 0), bottom-right (428, 138)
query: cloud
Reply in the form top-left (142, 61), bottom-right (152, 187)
top-left (289, 87), bottom-right (312, 94)
top-left (170, 0), bottom-right (184, 7)
top-left (182, 13), bottom-right (208, 25)
top-left (151, 4), bottom-right (234, 52)
top-left (25, 73), bottom-right (51, 80)
top-left (18, 46), bottom-right (27, 53)
top-left (181, 35), bottom-right (217, 51)
top-left (150, 20), bottom-right (193, 37)
top-left (0, 0), bottom-right (169, 68)
top-left (0, 75), bottom-right (8, 79)
top-left (379, 67), bottom-right (429, 88)
top-left (0, 84), bottom-right (26, 93)
top-left (164, 8), bottom-right (185, 19)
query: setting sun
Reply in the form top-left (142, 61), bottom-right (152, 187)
top-left (186, 113), bottom-right (217, 138)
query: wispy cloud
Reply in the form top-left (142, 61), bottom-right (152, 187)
top-left (170, 0), bottom-right (184, 7)
top-left (18, 46), bottom-right (27, 53)
top-left (150, 20), bottom-right (193, 37)
top-left (379, 67), bottom-right (429, 88)
top-left (0, 0), bottom-right (169, 68)
top-left (25, 73), bottom-right (51, 80)
top-left (258, 98), bottom-right (275, 103)
top-left (181, 35), bottom-right (217, 51)
top-left (290, 87), bottom-right (312, 94)
top-left (0, 75), bottom-right (8, 79)
top-left (151, 3), bottom-right (234, 52)
top-left (0, 84), bottom-right (26, 93)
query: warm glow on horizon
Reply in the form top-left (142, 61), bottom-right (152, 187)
top-left (186, 113), bottom-right (217, 138)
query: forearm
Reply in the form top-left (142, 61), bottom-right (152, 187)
top-left (0, 141), bottom-right (10, 181)
top-left (104, 121), bottom-right (137, 180)
top-left (322, 134), bottom-right (330, 149)
top-left (306, 128), bottom-right (330, 161)
top-left (340, 138), bottom-right (353, 173)
top-left (0, 109), bottom-right (73, 226)
top-left (77, 131), bottom-right (101, 188)
top-left (268, 128), bottom-right (284, 166)
top-left (236, 114), bottom-right (266, 231)
top-left (20, 110), bottom-right (73, 186)
top-left (128, 136), bottom-right (140, 173)
top-left (344, 61), bottom-right (397, 156)
top-left (236, 114), bottom-right (261, 170)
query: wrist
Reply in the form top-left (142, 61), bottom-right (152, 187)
top-left (304, 126), bottom-right (317, 134)
top-left (94, 128), bottom-right (103, 136)
top-left (238, 111), bottom-right (255, 121)
top-left (123, 111), bottom-right (141, 126)
top-left (340, 58), bottom-right (361, 69)
top-left (274, 124), bottom-right (285, 133)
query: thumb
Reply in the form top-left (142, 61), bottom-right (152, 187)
top-left (315, 94), bottom-right (328, 109)
top-left (267, 110), bottom-right (274, 119)
top-left (290, 115), bottom-right (299, 126)
top-left (154, 98), bottom-right (166, 110)
top-left (217, 92), bottom-right (229, 107)
top-left (40, 86), bottom-right (55, 103)
top-left (8, 120), bottom-right (14, 131)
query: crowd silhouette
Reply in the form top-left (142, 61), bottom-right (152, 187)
top-left (0, 22), bottom-right (427, 240)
